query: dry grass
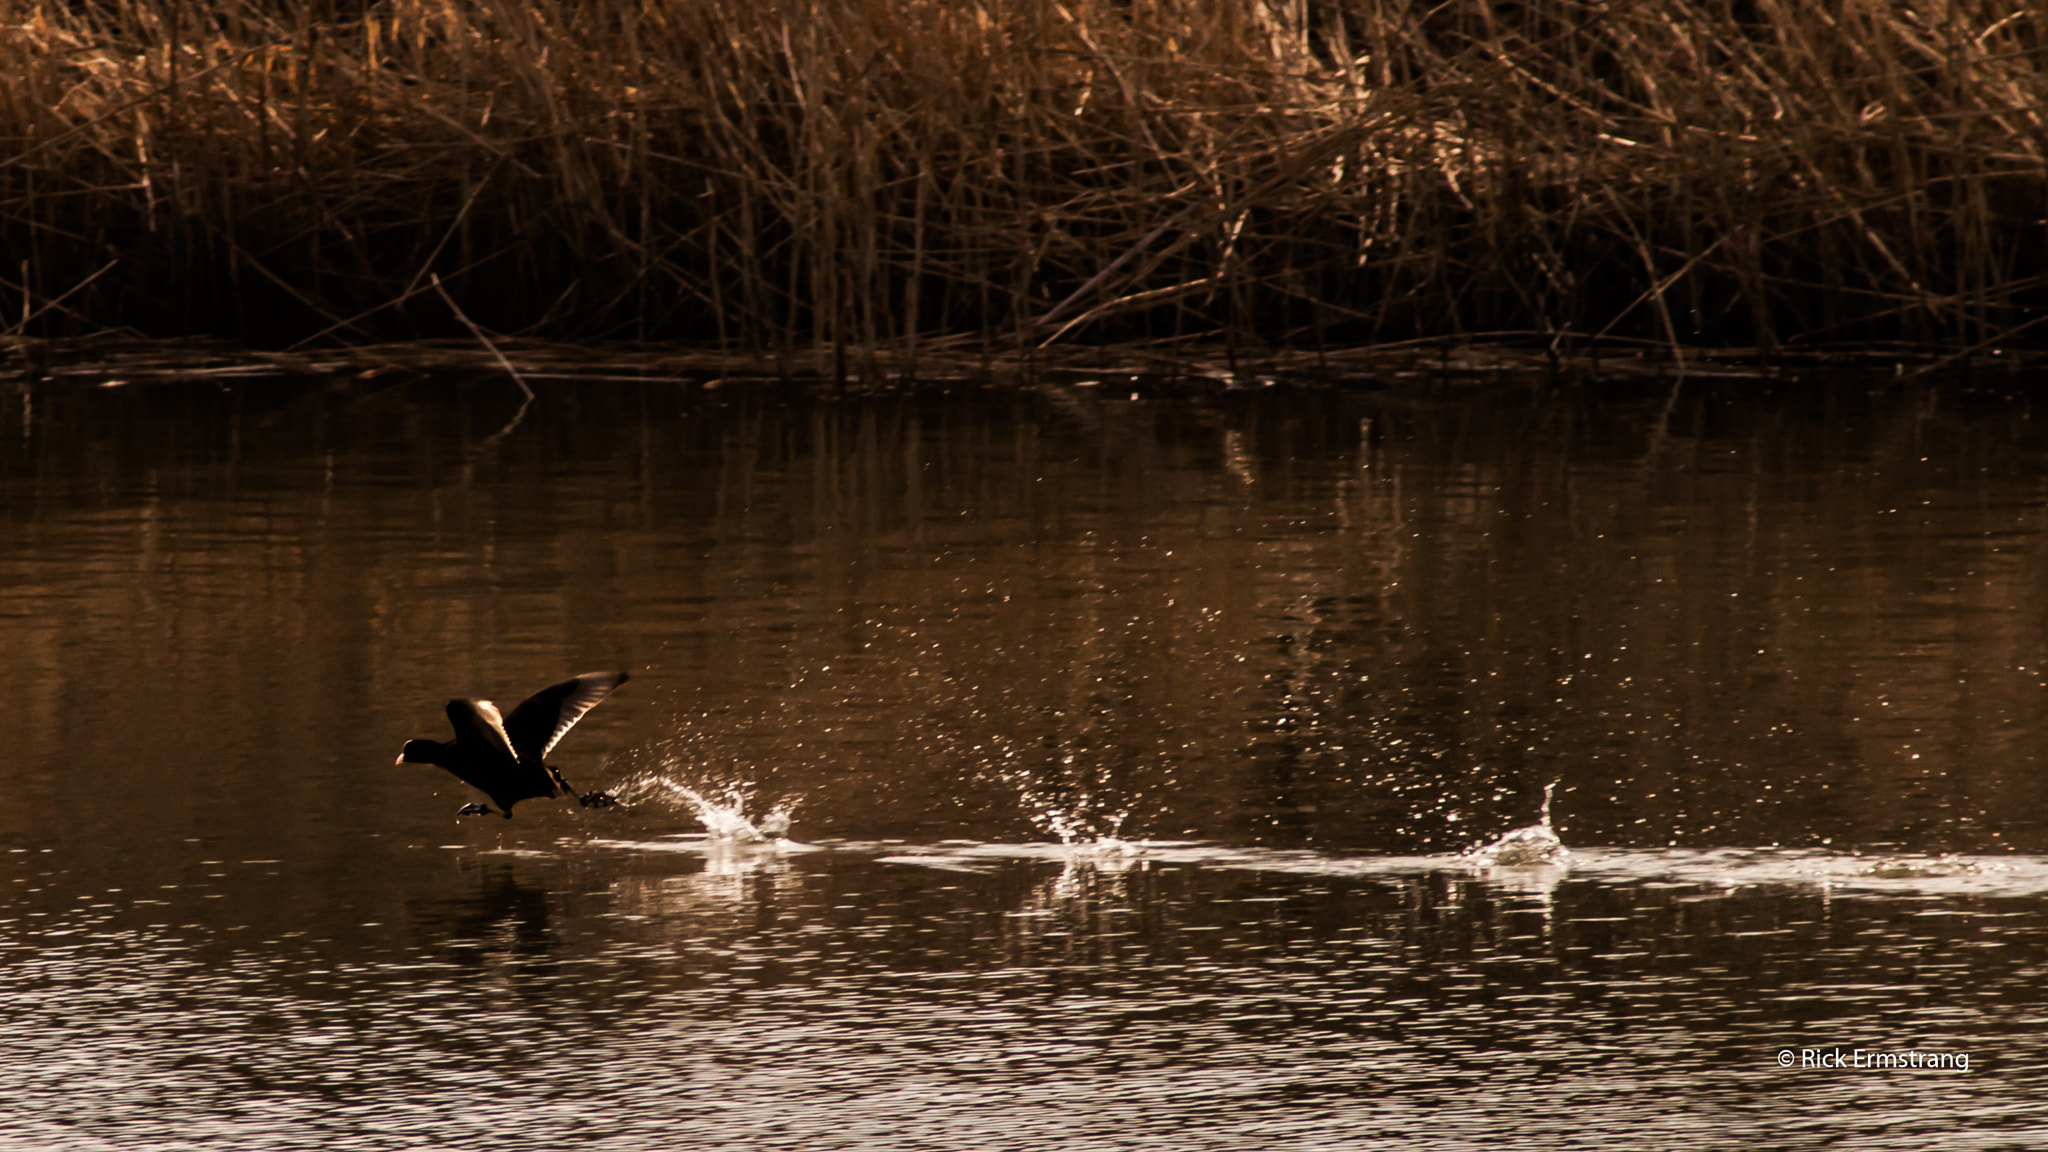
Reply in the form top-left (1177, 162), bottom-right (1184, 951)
top-left (0, 0), bottom-right (2043, 355)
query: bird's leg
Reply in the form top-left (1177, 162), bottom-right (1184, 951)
top-left (544, 763), bottom-right (580, 801)
top-left (546, 764), bottom-right (619, 809)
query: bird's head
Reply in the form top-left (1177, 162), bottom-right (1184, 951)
top-left (396, 739), bottom-right (448, 766)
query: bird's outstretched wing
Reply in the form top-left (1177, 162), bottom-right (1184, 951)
top-left (504, 670), bottom-right (629, 762)
top-left (445, 697), bottom-right (519, 764)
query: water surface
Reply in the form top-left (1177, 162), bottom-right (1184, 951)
top-left (2, 367), bottom-right (2045, 1147)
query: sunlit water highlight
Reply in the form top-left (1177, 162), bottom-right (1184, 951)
top-left (6, 369), bottom-right (2048, 1148)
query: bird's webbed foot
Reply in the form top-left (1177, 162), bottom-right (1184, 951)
top-left (578, 792), bottom-right (619, 809)
top-left (457, 802), bottom-right (493, 816)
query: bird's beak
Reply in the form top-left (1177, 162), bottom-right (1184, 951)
top-left (394, 751), bottom-right (407, 765)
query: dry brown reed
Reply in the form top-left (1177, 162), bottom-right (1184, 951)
top-left (0, 0), bottom-right (2042, 354)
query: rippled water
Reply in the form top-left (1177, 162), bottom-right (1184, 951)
top-left (4, 367), bottom-right (2047, 1148)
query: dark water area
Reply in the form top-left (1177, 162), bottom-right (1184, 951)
top-left (4, 367), bottom-right (2048, 1147)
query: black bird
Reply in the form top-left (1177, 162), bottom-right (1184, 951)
top-left (396, 670), bottom-right (629, 818)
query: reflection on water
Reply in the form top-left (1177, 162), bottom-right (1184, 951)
top-left (3, 368), bottom-right (2047, 1146)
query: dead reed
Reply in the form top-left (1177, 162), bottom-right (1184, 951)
top-left (1, 0), bottom-right (2042, 354)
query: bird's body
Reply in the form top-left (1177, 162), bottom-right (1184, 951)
top-left (397, 670), bottom-right (629, 817)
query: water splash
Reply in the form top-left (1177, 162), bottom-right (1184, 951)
top-left (1007, 764), bottom-right (1134, 849)
top-left (1058, 835), bottom-right (1148, 871)
top-left (671, 783), bottom-right (792, 843)
top-left (608, 770), bottom-right (794, 843)
top-left (1464, 782), bottom-right (1570, 868)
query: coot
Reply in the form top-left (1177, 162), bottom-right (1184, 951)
top-left (396, 670), bottom-right (629, 817)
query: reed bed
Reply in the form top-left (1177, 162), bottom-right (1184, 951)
top-left (1, 0), bottom-right (2043, 355)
